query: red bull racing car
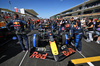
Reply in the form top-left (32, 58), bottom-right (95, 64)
top-left (29, 23), bottom-right (76, 61)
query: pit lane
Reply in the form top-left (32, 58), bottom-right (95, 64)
top-left (0, 30), bottom-right (100, 66)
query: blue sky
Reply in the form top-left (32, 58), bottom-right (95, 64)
top-left (0, 0), bottom-right (88, 18)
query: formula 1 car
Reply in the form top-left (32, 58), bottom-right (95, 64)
top-left (29, 23), bottom-right (76, 61)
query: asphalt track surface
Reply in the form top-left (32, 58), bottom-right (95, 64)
top-left (0, 30), bottom-right (100, 66)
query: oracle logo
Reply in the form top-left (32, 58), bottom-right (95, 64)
top-left (62, 48), bottom-right (76, 56)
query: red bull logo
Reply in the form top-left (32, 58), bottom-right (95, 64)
top-left (30, 52), bottom-right (47, 59)
top-left (13, 22), bottom-right (21, 26)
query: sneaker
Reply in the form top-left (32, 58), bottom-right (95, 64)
top-left (23, 50), bottom-right (25, 52)
top-left (96, 41), bottom-right (100, 44)
top-left (96, 41), bottom-right (99, 44)
top-left (90, 39), bottom-right (93, 41)
top-left (85, 39), bottom-right (91, 42)
top-left (97, 41), bottom-right (100, 44)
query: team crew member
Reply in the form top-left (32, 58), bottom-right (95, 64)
top-left (85, 18), bottom-right (94, 42)
top-left (28, 18), bottom-right (34, 30)
top-left (6, 14), bottom-right (29, 52)
top-left (36, 19), bottom-right (40, 27)
top-left (64, 22), bottom-right (73, 45)
top-left (69, 17), bottom-right (75, 25)
top-left (59, 19), bottom-right (67, 33)
top-left (72, 18), bottom-right (83, 52)
top-left (32, 19), bottom-right (35, 29)
top-left (53, 20), bottom-right (58, 30)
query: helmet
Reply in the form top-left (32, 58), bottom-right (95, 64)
top-left (41, 22), bottom-right (50, 29)
top-left (94, 18), bottom-right (97, 21)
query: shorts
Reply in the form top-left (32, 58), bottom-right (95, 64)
top-left (86, 31), bottom-right (94, 34)
top-left (96, 31), bottom-right (100, 36)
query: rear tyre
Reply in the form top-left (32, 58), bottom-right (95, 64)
top-left (62, 34), bottom-right (66, 45)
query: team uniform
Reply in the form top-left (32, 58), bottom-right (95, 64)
top-left (71, 21), bottom-right (83, 51)
top-left (6, 18), bottom-right (29, 51)
top-left (64, 24), bottom-right (73, 45)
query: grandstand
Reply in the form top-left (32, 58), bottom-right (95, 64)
top-left (19, 8), bottom-right (38, 20)
top-left (50, 0), bottom-right (100, 19)
top-left (0, 8), bottom-right (39, 28)
top-left (0, 8), bottom-right (38, 21)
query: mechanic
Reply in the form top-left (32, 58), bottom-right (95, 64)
top-left (63, 21), bottom-right (73, 45)
top-left (32, 19), bottom-right (35, 29)
top-left (28, 18), bottom-right (34, 31)
top-left (69, 17), bottom-right (75, 25)
top-left (6, 14), bottom-right (29, 52)
top-left (36, 19), bottom-right (40, 27)
top-left (38, 19), bottom-right (42, 28)
top-left (58, 19), bottom-right (66, 35)
top-left (72, 18), bottom-right (83, 52)
top-left (52, 20), bottom-right (58, 30)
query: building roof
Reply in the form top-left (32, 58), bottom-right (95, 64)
top-left (25, 9), bottom-right (38, 16)
top-left (0, 8), bottom-right (15, 13)
top-left (62, 5), bottom-right (100, 16)
top-left (0, 8), bottom-right (30, 16)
